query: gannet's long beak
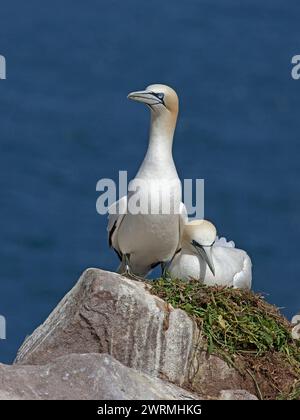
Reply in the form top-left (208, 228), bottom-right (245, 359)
top-left (191, 240), bottom-right (215, 276)
top-left (127, 90), bottom-right (163, 106)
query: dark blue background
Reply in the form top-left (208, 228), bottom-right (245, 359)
top-left (0, 0), bottom-right (299, 363)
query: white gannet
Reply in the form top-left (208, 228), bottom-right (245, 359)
top-left (291, 312), bottom-right (300, 340)
top-left (169, 220), bottom-right (252, 289)
top-left (291, 312), bottom-right (300, 325)
top-left (108, 84), bottom-right (187, 278)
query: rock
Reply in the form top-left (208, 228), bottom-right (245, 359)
top-left (219, 390), bottom-right (258, 400)
top-left (15, 269), bottom-right (194, 381)
top-left (0, 353), bottom-right (198, 400)
top-left (15, 268), bottom-right (256, 398)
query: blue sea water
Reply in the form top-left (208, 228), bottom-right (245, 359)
top-left (0, 0), bottom-right (299, 363)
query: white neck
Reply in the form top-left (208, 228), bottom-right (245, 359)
top-left (181, 238), bottom-right (195, 255)
top-left (137, 110), bottom-right (177, 175)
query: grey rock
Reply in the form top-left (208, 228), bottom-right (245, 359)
top-left (0, 353), bottom-right (198, 400)
top-left (219, 389), bottom-right (258, 400)
top-left (15, 268), bottom-right (256, 398)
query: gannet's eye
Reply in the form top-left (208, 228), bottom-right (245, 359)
top-left (157, 93), bottom-right (164, 100)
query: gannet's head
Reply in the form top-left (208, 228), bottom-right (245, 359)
top-left (127, 84), bottom-right (179, 116)
top-left (183, 220), bottom-right (217, 276)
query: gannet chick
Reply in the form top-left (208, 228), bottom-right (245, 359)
top-left (108, 84), bottom-right (187, 278)
top-left (169, 220), bottom-right (252, 289)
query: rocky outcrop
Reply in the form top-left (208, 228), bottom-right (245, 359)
top-left (219, 390), bottom-right (258, 400)
top-left (14, 268), bottom-right (257, 399)
top-left (0, 353), bottom-right (199, 400)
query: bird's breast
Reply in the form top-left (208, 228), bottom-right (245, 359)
top-left (117, 213), bottom-right (180, 261)
top-left (127, 177), bottom-right (182, 215)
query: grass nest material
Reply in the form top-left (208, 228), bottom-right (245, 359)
top-left (149, 277), bottom-right (300, 400)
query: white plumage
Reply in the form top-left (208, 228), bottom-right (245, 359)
top-left (169, 220), bottom-right (252, 289)
top-left (108, 84), bottom-right (187, 277)
top-left (291, 313), bottom-right (300, 325)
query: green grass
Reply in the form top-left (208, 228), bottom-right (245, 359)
top-left (149, 277), bottom-right (300, 399)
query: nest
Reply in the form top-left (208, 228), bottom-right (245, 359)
top-left (150, 278), bottom-right (300, 400)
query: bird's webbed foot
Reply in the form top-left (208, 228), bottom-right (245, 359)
top-left (125, 271), bottom-right (145, 282)
top-left (119, 254), bottom-right (145, 282)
